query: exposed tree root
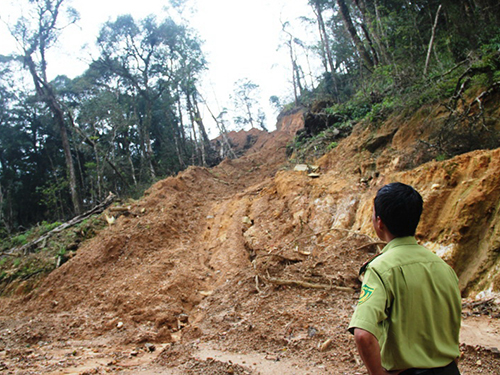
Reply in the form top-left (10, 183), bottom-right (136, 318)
top-left (261, 275), bottom-right (355, 292)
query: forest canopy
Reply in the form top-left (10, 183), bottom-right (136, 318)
top-left (1, 0), bottom-right (499, 234)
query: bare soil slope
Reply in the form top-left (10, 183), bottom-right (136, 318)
top-left (1, 109), bottom-right (499, 374)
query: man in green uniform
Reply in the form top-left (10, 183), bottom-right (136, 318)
top-left (349, 182), bottom-right (461, 375)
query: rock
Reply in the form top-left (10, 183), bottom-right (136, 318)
top-left (178, 313), bottom-right (189, 323)
top-left (264, 354), bottom-right (280, 361)
top-left (294, 164), bottom-right (309, 172)
top-left (319, 338), bottom-right (334, 352)
top-left (489, 347), bottom-right (500, 355)
top-left (293, 164), bottom-right (319, 173)
top-left (144, 343), bottom-right (156, 352)
top-left (104, 213), bottom-right (115, 225)
top-left (363, 131), bottom-right (396, 153)
top-left (309, 165), bottom-right (319, 172)
top-left (177, 313), bottom-right (189, 329)
top-left (242, 216), bottom-right (253, 226)
top-left (308, 326), bottom-right (318, 337)
top-left (116, 321), bottom-right (124, 329)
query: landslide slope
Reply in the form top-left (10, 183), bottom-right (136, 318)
top-left (1, 104), bottom-right (500, 374)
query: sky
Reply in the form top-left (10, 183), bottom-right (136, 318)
top-left (0, 0), bottom-right (320, 135)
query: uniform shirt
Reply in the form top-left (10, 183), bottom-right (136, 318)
top-left (348, 237), bottom-right (461, 371)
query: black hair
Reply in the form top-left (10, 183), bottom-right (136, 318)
top-left (374, 182), bottom-right (423, 237)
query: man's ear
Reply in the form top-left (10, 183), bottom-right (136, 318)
top-left (372, 215), bottom-right (383, 240)
top-left (375, 216), bottom-right (394, 242)
top-left (374, 216), bottom-right (384, 232)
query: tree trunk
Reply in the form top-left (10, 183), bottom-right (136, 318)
top-left (190, 118), bottom-right (201, 165)
top-left (0, 183), bottom-right (5, 230)
top-left (185, 95), bottom-right (203, 165)
top-left (144, 101), bottom-right (156, 180)
top-left (198, 92), bottom-right (237, 159)
top-left (424, 5), bottom-right (442, 76)
top-left (290, 43), bottom-right (299, 106)
top-left (360, 23), bottom-right (379, 66)
top-left (281, 21), bottom-right (299, 105)
top-left (188, 93), bottom-right (211, 166)
top-left (312, 1), bottom-right (340, 96)
top-left (24, 55), bottom-right (82, 214)
top-left (192, 95), bottom-right (210, 146)
top-left (59, 118), bottom-right (81, 214)
top-left (336, 0), bottom-right (374, 71)
top-left (68, 112), bottom-right (130, 191)
top-left (178, 104), bottom-right (187, 147)
top-left (353, 0), bottom-right (380, 65)
top-left (174, 101), bottom-right (187, 168)
top-left (128, 152), bottom-right (138, 186)
top-left (313, 1), bottom-right (336, 75)
top-left (170, 105), bottom-right (186, 169)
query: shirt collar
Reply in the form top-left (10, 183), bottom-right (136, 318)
top-left (382, 236), bottom-right (418, 253)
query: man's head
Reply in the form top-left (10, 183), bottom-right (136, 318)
top-left (373, 182), bottom-right (423, 238)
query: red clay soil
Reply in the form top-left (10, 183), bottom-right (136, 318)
top-left (0, 110), bottom-right (499, 374)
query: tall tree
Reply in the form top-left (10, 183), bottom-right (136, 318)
top-left (310, 0), bottom-right (336, 75)
top-left (96, 14), bottom-right (206, 178)
top-left (281, 20), bottom-right (305, 105)
top-left (231, 79), bottom-right (267, 132)
top-left (10, 0), bottom-right (82, 214)
top-left (336, 0), bottom-right (374, 72)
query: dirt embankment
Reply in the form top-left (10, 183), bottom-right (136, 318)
top-left (1, 107), bottom-right (500, 374)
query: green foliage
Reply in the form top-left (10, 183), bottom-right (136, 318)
top-left (0, 214), bottom-right (106, 296)
top-left (481, 33), bottom-right (500, 55)
top-left (325, 101), bottom-right (371, 123)
top-left (35, 178), bottom-right (70, 221)
top-left (436, 154), bottom-right (448, 162)
top-left (57, 246), bottom-right (67, 257)
top-left (291, 23), bottom-right (500, 164)
top-left (327, 141), bottom-right (338, 150)
top-left (39, 221), bottom-right (62, 235)
top-left (1, 9), bottom-right (211, 231)
top-left (11, 234), bottom-right (28, 247)
top-left (287, 127), bottom-right (344, 163)
top-left (366, 96), bottom-right (399, 123)
top-left (322, 86), bottom-right (400, 129)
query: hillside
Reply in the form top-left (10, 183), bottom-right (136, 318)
top-left (1, 104), bottom-right (500, 374)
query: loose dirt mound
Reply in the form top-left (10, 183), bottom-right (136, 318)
top-left (1, 108), bottom-right (500, 374)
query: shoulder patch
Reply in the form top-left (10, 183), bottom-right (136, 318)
top-left (358, 284), bottom-right (375, 305)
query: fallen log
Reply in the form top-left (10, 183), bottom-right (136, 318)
top-left (7, 192), bottom-right (116, 256)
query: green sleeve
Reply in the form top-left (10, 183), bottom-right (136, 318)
top-left (348, 267), bottom-right (388, 341)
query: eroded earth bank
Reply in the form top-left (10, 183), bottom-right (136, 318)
top-left (1, 105), bottom-right (500, 374)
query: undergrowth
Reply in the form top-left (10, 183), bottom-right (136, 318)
top-left (287, 47), bottom-right (500, 165)
top-left (0, 216), bottom-right (106, 296)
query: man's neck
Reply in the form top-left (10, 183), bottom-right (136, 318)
top-left (379, 230), bottom-right (396, 243)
